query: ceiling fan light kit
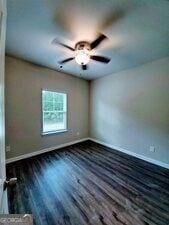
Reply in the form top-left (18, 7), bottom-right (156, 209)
top-left (75, 42), bottom-right (91, 65)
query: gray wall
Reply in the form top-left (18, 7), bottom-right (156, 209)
top-left (5, 56), bottom-right (89, 159)
top-left (5, 56), bottom-right (169, 165)
top-left (90, 57), bottom-right (169, 164)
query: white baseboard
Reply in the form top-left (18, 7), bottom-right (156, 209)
top-left (89, 138), bottom-right (169, 169)
top-left (6, 138), bottom-right (89, 164)
top-left (6, 137), bottom-right (169, 169)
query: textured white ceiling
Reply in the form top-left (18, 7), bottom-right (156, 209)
top-left (6, 0), bottom-right (169, 80)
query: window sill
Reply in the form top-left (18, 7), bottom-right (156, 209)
top-left (42, 129), bottom-right (68, 136)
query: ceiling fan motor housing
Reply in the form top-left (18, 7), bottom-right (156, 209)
top-left (75, 41), bottom-right (91, 51)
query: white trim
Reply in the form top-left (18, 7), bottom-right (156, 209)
top-left (6, 138), bottom-right (89, 164)
top-left (3, 191), bottom-right (9, 213)
top-left (42, 129), bottom-right (68, 136)
top-left (6, 137), bottom-right (169, 169)
top-left (89, 138), bottom-right (169, 169)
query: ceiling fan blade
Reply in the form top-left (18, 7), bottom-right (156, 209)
top-left (90, 34), bottom-right (107, 50)
top-left (59, 57), bottom-right (74, 64)
top-left (52, 38), bottom-right (75, 51)
top-left (90, 55), bottom-right (110, 63)
top-left (81, 64), bottom-right (88, 70)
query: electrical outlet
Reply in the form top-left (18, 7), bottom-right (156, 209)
top-left (6, 145), bottom-right (11, 152)
top-left (150, 146), bottom-right (156, 152)
top-left (77, 132), bottom-right (80, 136)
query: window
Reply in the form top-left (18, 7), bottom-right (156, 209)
top-left (42, 90), bottom-right (67, 135)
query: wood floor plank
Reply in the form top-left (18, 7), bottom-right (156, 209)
top-left (7, 141), bottom-right (169, 225)
top-left (73, 145), bottom-right (169, 207)
top-left (65, 147), bottom-right (168, 225)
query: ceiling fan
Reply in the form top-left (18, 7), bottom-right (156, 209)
top-left (52, 33), bottom-right (111, 70)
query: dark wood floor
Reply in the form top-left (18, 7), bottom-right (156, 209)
top-left (7, 141), bottom-right (169, 225)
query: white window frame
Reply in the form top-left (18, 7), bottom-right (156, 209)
top-left (41, 89), bottom-right (68, 135)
